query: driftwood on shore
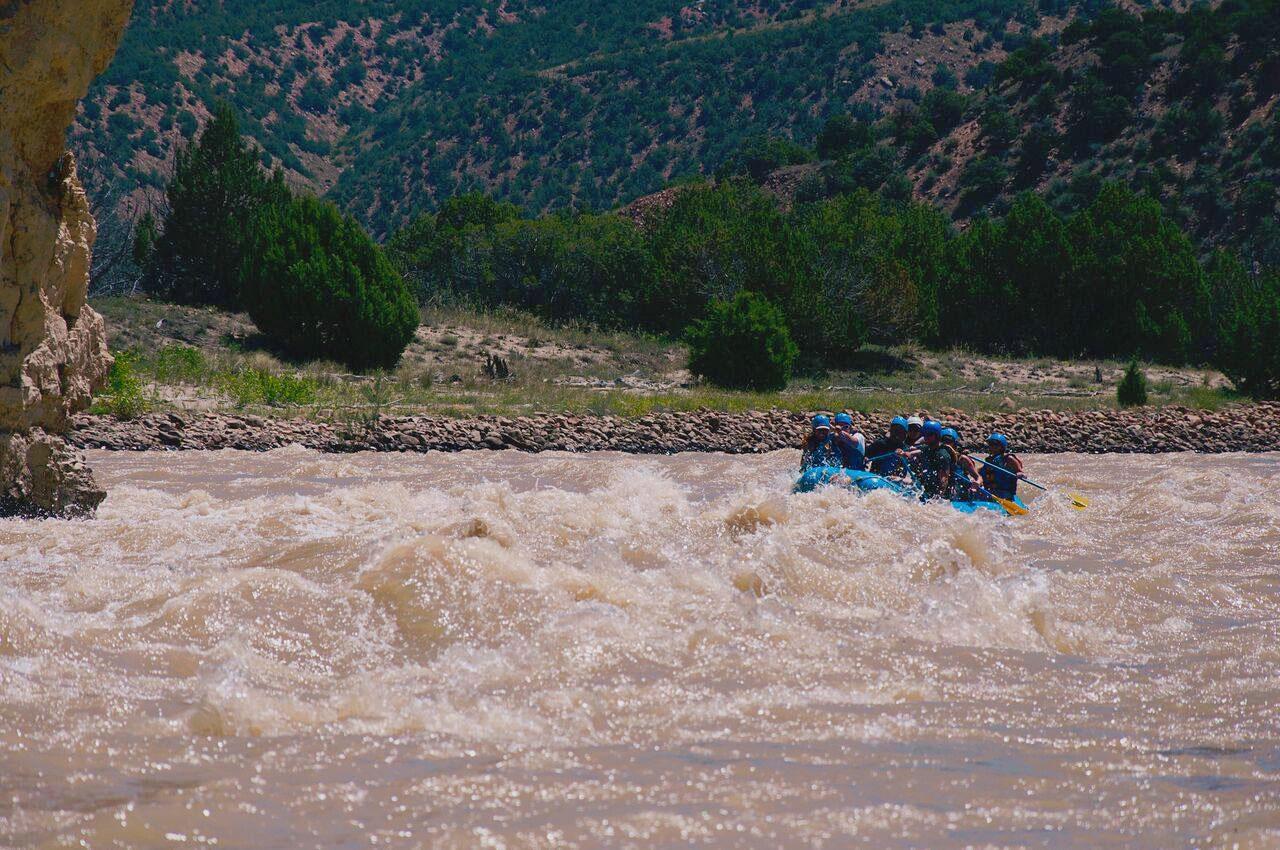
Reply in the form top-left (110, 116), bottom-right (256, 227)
top-left (68, 404), bottom-right (1279, 455)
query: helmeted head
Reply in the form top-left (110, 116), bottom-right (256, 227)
top-left (834, 412), bottom-right (854, 430)
top-left (986, 432), bottom-right (1009, 452)
top-left (906, 415), bottom-right (924, 438)
top-left (889, 416), bottom-right (908, 439)
top-left (921, 420), bottom-right (943, 444)
top-left (811, 414), bottom-right (832, 433)
top-left (940, 427), bottom-right (959, 445)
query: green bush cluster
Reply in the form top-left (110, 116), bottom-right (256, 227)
top-left (1215, 263), bottom-right (1280, 399)
top-left (219, 368), bottom-right (318, 407)
top-left (388, 183), bottom-right (949, 366)
top-left (943, 187), bottom-right (1212, 364)
top-left (388, 176), bottom-right (1280, 395)
top-left (240, 195), bottom-right (419, 371)
top-left (140, 106), bottom-right (417, 371)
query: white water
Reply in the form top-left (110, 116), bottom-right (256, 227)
top-left (2, 449), bottom-right (1279, 848)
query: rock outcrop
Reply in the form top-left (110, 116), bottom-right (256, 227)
top-left (0, 0), bottom-right (133, 515)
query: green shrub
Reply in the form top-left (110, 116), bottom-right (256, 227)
top-left (150, 345), bottom-right (207, 384)
top-left (922, 88), bottom-right (969, 135)
top-left (241, 195), bottom-right (419, 371)
top-left (686, 292), bottom-right (797, 391)
top-left (221, 368), bottom-right (318, 407)
top-left (1117, 359), bottom-right (1149, 407)
top-left (95, 351), bottom-right (148, 419)
top-left (721, 135), bottom-right (814, 182)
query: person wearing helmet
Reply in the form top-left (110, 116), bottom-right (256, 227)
top-left (940, 427), bottom-right (982, 499)
top-left (981, 433), bottom-right (1024, 500)
top-left (905, 415), bottom-right (924, 446)
top-left (900, 420), bottom-right (957, 500)
top-left (866, 416), bottom-right (909, 477)
top-left (800, 414), bottom-right (841, 471)
top-left (832, 412), bottom-right (866, 470)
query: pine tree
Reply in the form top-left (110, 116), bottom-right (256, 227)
top-left (147, 102), bottom-right (286, 307)
top-left (241, 195), bottom-right (419, 371)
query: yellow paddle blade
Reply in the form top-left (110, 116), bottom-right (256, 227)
top-left (1068, 493), bottom-right (1089, 510)
top-left (993, 495), bottom-right (1029, 516)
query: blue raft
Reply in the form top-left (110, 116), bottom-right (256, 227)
top-left (792, 465), bottom-right (1028, 516)
top-left (793, 466), bottom-right (905, 495)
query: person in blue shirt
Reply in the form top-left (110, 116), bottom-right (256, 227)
top-left (832, 412), bottom-right (866, 470)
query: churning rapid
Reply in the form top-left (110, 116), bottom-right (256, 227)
top-left (2, 449), bottom-right (1278, 848)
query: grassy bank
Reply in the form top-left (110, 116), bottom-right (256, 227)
top-left (90, 296), bottom-right (1239, 422)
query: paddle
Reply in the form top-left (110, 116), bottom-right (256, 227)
top-left (954, 471), bottom-right (1029, 517)
top-left (972, 457), bottom-right (1089, 510)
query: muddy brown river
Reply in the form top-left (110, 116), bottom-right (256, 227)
top-left (2, 449), bottom-right (1278, 848)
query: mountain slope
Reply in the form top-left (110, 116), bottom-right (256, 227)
top-left (906, 0), bottom-right (1280, 261)
top-left (72, 0), bottom-right (1033, 230)
top-left (74, 0), bottom-right (1276, 265)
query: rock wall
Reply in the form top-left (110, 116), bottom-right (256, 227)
top-left (0, 0), bottom-right (134, 515)
top-left (68, 403), bottom-right (1280, 455)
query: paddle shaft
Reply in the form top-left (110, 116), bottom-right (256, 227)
top-left (971, 456), bottom-right (1047, 491)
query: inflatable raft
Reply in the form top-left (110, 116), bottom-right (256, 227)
top-left (793, 465), bottom-right (1028, 516)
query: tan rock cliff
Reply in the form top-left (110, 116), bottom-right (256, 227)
top-left (1, 0), bottom-right (134, 515)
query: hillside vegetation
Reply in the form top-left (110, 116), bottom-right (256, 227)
top-left (74, 0), bottom-right (1045, 232)
top-left (79, 0), bottom-right (1280, 402)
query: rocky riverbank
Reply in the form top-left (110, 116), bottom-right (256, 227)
top-left (68, 403), bottom-right (1279, 455)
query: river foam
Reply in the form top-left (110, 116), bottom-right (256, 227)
top-left (2, 449), bottom-right (1278, 847)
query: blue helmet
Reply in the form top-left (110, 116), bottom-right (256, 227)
top-left (834, 412), bottom-right (854, 427)
top-left (890, 416), bottom-right (909, 430)
top-left (987, 432), bottom-right (1009, 449)
top-left (922, 421), bottom-right (944, 438)
top-left (941, 427), bottom-right (959, 442)
top-left (812, 414), bottom-right (832, 430)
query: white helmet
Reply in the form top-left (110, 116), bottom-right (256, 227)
top-left (906, 416), bottom-right (923, 427)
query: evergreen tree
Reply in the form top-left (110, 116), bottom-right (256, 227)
top-left (147, 103), bottom-right (287, 307)
top-left (1117, 359), bottom-right (1149, 407)
top-left (241, 195), bottom-right (419, 371)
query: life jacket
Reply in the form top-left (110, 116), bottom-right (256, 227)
top-left (917, 443), bottom-right (956, 498)
top-left (983, 452), bottom-right (1019, 499)
top-left (801, 433), bottom-right (841, 470)
top-left (867, 436), bottom-right (906, 476)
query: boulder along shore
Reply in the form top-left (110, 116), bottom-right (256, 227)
top-left (69, 404), bottom-right (1279, 455)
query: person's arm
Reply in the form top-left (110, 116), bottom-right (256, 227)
top-left (1008, 453), bottom-right (1025, 475)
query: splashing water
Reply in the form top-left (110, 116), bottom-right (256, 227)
top-left (2, 449), bottom-right (1278, 848)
